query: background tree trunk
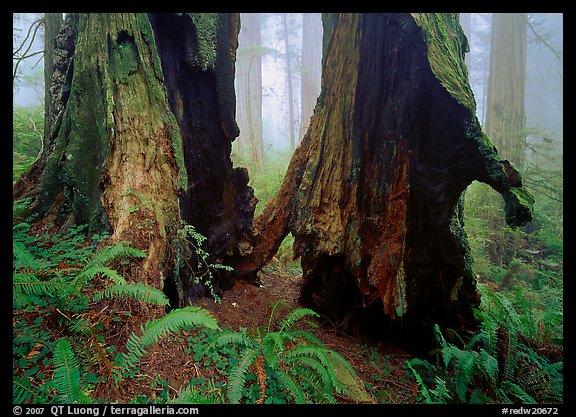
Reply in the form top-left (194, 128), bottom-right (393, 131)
top-left (282, 13), bottom-right (296, 152)
top-left (14, 13), bottom-right (255, 306)
top-left (232, 13), bottom-right (534, 346)
top-left (459, 13), bottom-right (472, 70)
top-left (299, 13), bottom-right (322, 142)
top-left (14, 13), bottom-right (77, 199)
top-left (485, 13), bottom-right (527, 170)
top-left (234, 13), bottom-right (264, 170)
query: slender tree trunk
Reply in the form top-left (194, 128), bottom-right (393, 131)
top-left (14, 13), bottom-right (255, 306)
top-left (235, 13), bottom-right (264, 170)
top-left (299, 13), bottom-right (322, 142)
top-left (232, 13), bottom-right (533, 345)
top-left (485, 13), bottom-right (527, 170)
top-left (282, 13), bottom-right (296, 151)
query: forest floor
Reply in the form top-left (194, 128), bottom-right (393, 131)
top-left (108, 259), bottom-right (421, 404)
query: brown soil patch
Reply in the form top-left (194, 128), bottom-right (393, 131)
top-left (117, 260), bottom-right (420, 404)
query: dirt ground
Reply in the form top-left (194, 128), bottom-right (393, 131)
top-left (110, 260), bottom-right (420, 404)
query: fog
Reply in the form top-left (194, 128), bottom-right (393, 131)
top-left (13, 13), bottom-right (563, 153)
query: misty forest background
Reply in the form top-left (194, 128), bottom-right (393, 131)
top-left (13, 13), bottom-right (563, 405)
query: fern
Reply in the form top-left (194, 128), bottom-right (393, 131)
top-left (278, 308), bottom-right (319, 333)
top-left (13, 375), bottom-right (52, 404)
top-left (72, 266), bottom-right (127, 288)
top-left (406, 360), bottom-right (434, 403)
top-left (276, 369), bottom-right (307, 404)
top-left (217, 306), bottom-right (372, 404)
top-left (171, 384), bottom-right (220, 404)
top-left (13, 240), bottom-right (43, 271)
top-left (91, 283), bottom-right (169, 306)
top-left (85, 242), bottom-right (146, 268)
top-left (115, 306), bottom-right (219, 382)
top-left (52, 337), bottom-right (90, 403)
top-left (227, 348), bottom-right (259, 404)
top-left (13, 273), bottom-right (79, 298)
top-left (214, 332), bottom-right (256, 349)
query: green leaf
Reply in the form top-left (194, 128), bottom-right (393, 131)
top-left (91, 283), bottom-right (169, 306)
top-left (52, 338), bottom-right (86, 403)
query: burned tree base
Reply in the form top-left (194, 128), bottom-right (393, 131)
top-left (231, 13), bottom-right (532, 348)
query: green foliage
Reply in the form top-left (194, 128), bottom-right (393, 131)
top-left (213, 304), bottom-right (372, 404)
top-left (52, 337), bottom-right (91, 403)
top-left (171, 221), bottom-right (233, 303)
top-left (13, 211), bottom-right (218, 404)
top-left (114, 306), bottom-right (219, 384)
top-left (13, 105), bottom-right (43, 182)
top-left (408, 296), bottom-right (563, 404)
top-left (232, 149), bottom-right (292, 217)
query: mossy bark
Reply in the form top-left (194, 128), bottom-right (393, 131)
top-left (13, 13), bottom-right (254, 301)
top-left (232, 13), bottom-right (534, 345)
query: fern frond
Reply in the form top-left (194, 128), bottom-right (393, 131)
top-left (276, 369), bottom-right (308, 404)
top-left (429, 377), bottom-right (452, 404)
top-left (502, 329), bottom-right (520, 381)
top-left (13, 273), bottom-right (79, 298)
top-left (13, 375), bottom-right (51, 403)
top-left (479, 284), bottom-right (521, 331)
top-left (267, 299), bottom-right (290, 332)
top-left (469, 388), bottom-right (494, 404)
top-left (85, 242), bottom-right (146, 268)
top-left (91, 283), bottom-right (169, 306)
top-left (285, 355), bottom-right (333, 392)
top-left (213, 331), bottom-right (257, 349)
top-left (227, 347), bottom-right (259, 404)
top-left (478, 348), bottom-right (499, 385)
top-left (406, 360), bottom-right (434, 404)
top-left (289, 329), bottom-right (324, 346)
top-left (52, 337), bottom-right (87, 403)
top-left (13, 289), bottom-right (34, 309)
top-left (500, 380), bottom-right (536, 404)
top-left (278, 308), bottom-right (319, 333)
top-left (13, 241), bottom-right (43, 271)
top-left (471, 309), bottom-right (498, 355)
top-left (441, 345), bottom-right (461, 368)
top-left (454, 350), bottom-right (476, 402)
top-left (293, 361), bottom-right (335, 403)
top-left (326, 350), bottom-right (373, 403)
top-left (171, 385), bottom-right (218, 404)
top-left (72, 266), bottom-right (127, 288)
top-left (115, 306), bottom-right (219, 380)
top-left (285, 346), bottom-right (339, 393)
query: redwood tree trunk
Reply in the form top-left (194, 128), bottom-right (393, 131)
top-left (232, 13), bottom-right (534, 344)
top-left (485, 13), bottom-right (527, 170)
top-left (235, 13), bottom-right (264, 170)
top-left (13, 13), bottom-right (255, 306)
top-left (299, 13), bottom-right (322, 142)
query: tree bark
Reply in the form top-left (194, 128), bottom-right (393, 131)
top-left (232, 13), bottom-right (534, 344)
top-left (13, 13), bottom-right (255, 305)
top-left (43, 13), bottom-right (64, 149)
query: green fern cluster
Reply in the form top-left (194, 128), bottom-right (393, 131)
top-left (408, 285), bottom-right (563, 404)
top-left (13, 210), bottom-right (226, 404)
top-left (214, 302), bottom-right (373, 404)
